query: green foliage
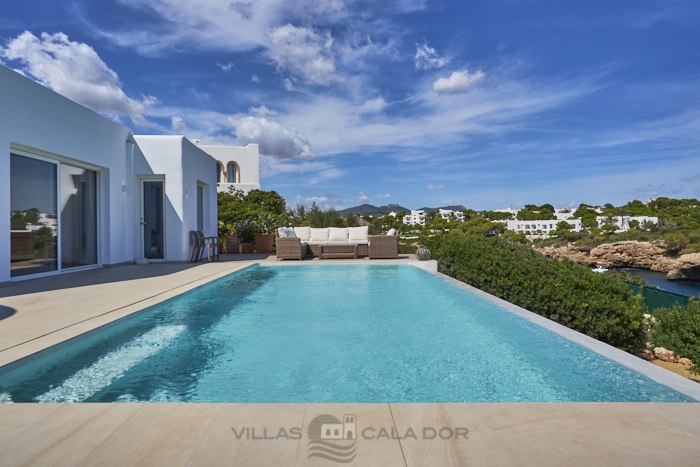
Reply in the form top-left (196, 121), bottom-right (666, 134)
top-left (649, 298), bottom-right (700, 374)
top-left (502, 230), bottom-right (529, 244)
top-left (218, 188), bottom-right (287, 240)
top-left (10, 208), bottom-right (42, 230)
top-left (484, 211), bottom-right (513, 221)
top-left (248, 211), bottom-right (280, 234)
top-left (665, 232), bottom-right (689, 251)
top-left (628, 219), bottom-right (640, 229)
top-left (425, 234), bottom-right (647, 350)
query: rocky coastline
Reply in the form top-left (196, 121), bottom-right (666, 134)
top-left (534, 240), bottom-right (700, 281)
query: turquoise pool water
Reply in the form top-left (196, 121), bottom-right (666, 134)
top-left (0, 264), bottom-right (694, 403)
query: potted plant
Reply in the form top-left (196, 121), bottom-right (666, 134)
top-left (250, 212), bottom-right (278, 253)
top-left (235, 220), bottom-right (255, 254)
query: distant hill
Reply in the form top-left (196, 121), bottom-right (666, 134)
top-left (417, 205), bottom-right (467, 212)
top-left (337, 203), bottom-right (410, 217)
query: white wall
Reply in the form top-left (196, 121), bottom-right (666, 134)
top-left (198, 143), bottom-right (261, 194)
top-left (0, 65), bottom-right (132, 284)
top-left (132, 136), bottom-right (218, 262)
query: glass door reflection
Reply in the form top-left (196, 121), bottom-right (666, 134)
top-left (142, 180), bottom-right (164, 259)
top-left (10, 154), bottom-right (58, 278)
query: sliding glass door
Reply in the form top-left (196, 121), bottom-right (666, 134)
top-left (10, 154), bottom-right (58, 278)
top-left (10, 152), bottom-right (99, 279)
top-left (60, 164), bottom-right (97, 269)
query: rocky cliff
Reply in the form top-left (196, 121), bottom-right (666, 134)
top-left (534, 241), bottom-right (700, 281)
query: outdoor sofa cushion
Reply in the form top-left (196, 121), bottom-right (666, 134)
top-left (387, 228), bottom-right (397, 236)
top-left (294, 227), bottom-right (311, 241)
top-left (328, 228), bottom-right (349, 241)
top-left (348, 227), bottom-right (368, 241)
top-left (310, 228), bottom-right (330, 241)
top-left (278, 227), bottom-right (295, 237)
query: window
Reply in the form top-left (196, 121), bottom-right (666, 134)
top-left (227, 162), bottom-right (238, 183)
top-left (216, 162), bottom-right (223, 183)
top-left (197, 185), bottom-right (204, 231)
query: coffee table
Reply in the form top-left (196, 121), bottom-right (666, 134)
top-left (319, 244), bottom-right (358, 259)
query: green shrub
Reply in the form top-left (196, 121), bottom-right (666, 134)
top-left (649, 298), bottom-right (700, 375)
top-left (425, 234), bottom-right (647, 350)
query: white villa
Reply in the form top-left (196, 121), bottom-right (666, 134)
top-left (0, 65), bottom-right (252, 285)
top-left (402, 210), bottom-right (427, 226)
top-left (439, 209), bottom-right (465, 222)
top-left (506, 219), bottom-right (583, 237)
top-left (194, 141), bottom-right (261, 195)
top-left (596, 216), bottom-right (659, 231)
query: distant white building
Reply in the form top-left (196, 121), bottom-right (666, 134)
top-left (403, 210), bottom-right (426, 226)
top-left (596, 216), bottom-right (658, 231)
top-left (506, 218), bottom-right (583, 237)
top-left (439, 209), bottom-right (465, 222)
top-left (493, 208), bottom-right (518, 218)
top-left (193, 141), bottom-right (260, 195)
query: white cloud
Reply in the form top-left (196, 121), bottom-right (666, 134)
top-left (171, 116), bottom-right (186, 133)
top-left (496, 200), bottom-right (505, 203)
top-left (290, 191), bottom-right (370, 209)
top-left (374, 193), bottom-right (390, 199)
top-left (441, 199), bottom-right (454, 204)
top-left (216, 61), bottom-right (234, 72)
top-left (229, 1), bottom-right (255, 20)
top-left (680, 176), bottom-right (699, 182)
top-left (1, 31), bottom-right (154, 125)
top-left (266, 24), bottom-right (340, 85)
top-left (251, 74), bottom-right (260, 82)
top-left (357, 97), bottom-right (387, 114)
top-left (427, 184), bottom-right (445, 190)
top-left (249, 105), bottom-right (277, 117)
top-left (414, 42), bottom-right (448, 70)
top-left (230, 116), bottom-right (315, 160)
top-left (283, 78), bottom-right (295, 91)
top-left (433, 70), bottom-right (485, 94)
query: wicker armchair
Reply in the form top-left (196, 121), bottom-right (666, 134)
top-left (368, 234), bottom-right (398, 259)
top-left (275, 233), bottom-right (308, 261)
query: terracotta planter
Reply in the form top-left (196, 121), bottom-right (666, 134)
top-left (226, 235), bottom-right (239, 254)
top-left (254, 233), bottom-right (275, 253)
top-left (241, 242), bottom-right (254, 254)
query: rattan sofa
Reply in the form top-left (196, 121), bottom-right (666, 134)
top-left (275, 227), bottom-right (398, 260)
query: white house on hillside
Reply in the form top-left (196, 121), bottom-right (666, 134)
top-left (439, 209), bottom-right (465, 222)
top-left (506, 219), bottom-right (583, 237)
top-left (193, 142), bottom-right (260, 195)
top-left (403, 210), bottom-right (427, 226)
top-left (596, 216), bottom-right (659, 231)
top-left (1, 65), bottom-right (221, 285)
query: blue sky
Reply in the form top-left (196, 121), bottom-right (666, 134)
top-left (2, 0), bottom-right (699, 211)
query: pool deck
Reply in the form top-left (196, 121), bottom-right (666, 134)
top-left (1, 256), bottom-right (700, 466)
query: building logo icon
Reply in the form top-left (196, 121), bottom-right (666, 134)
top-left (307, 414), bottom-right (357, 463)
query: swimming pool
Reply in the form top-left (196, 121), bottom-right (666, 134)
top-left (0, 264), bottom-right (695, 403)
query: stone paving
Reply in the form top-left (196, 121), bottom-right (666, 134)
top-left (0, 256), bottom-right (699, 466)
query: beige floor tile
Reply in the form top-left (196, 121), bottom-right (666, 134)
top-left (186, 403), bottom-right (305, 467)
top-left (75, 403), bottom-right (223, 467)
top-left (0, 404), bottom-right (64, 446)
top-left (475, 403), bottom-right (633, 467)
top-left (647, 403), bottom-right (700, 437)
top-left (0, 403), bottom-right (142, 467)
top-left (294, 403), bottom-right (406, 467)
top-left (560, 403), bottom-right (700, 467)
top-left (390, 403), bottom-right (515, 467)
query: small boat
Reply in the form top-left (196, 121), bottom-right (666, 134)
top-left (591, 265), bottom-right (608, 273)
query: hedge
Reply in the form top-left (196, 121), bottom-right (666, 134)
top-left (649, 298), bottom-right (700, 375)
top-left (424, 234), bottom-right (647, 350)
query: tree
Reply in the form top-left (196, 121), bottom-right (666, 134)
top-left (628, 219), bottom-right (640, 229)
top-left (601, 224), bottom-right (618, 233)
top-left (556, 221), bottom-right (573, 230)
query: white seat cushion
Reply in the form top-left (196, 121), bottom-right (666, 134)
top-left (387, 228), bottom-right (397, 236)
top-left (307, 240), bottom-right (328, 245)
top-left (278, 227), bottom-right (295, 237)
top-left (328, 227), bottom-right (349, 241)
top-left (348, 226), bottom-right (368, 241)
top-left (347, 239), bottom-right (368, 245)
top-left (327, 241), bottom-right (350, 245)
top-left (309, 228), bottom-right (330, 241)
top-left (293, 227), bottom-right (311, 241)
